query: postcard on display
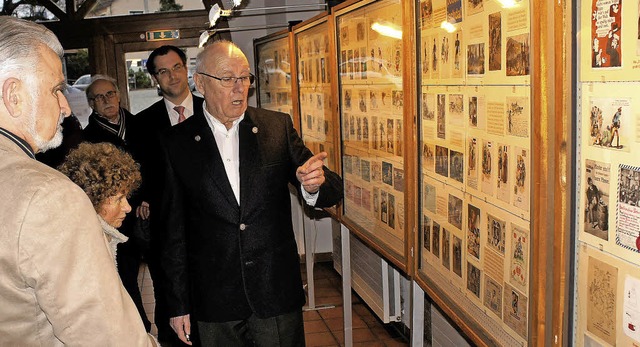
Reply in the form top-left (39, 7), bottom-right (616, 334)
top-left (505, 33), bottom-right (530, 77)
top-left (467, 137), bottom-right (479, 189)
top-left (423, 214), bottom-right (432, 253)
top-left (436, 145), bottom-right (450, 178)
top-left (623, 275), bottom-right (640, 342)
top-left (437, 94), bottom-right (447, 139)
top-left (488, 11), bottom-right (502, 72)
top-left (587, 97), bottom-right (630, 151)
top-left (466, 0), bottom-right (484, 16)
top-left (586, 256), bottom-right (617, 346)
top-left (467, 203), bottom-right (481, 260)
top-left (433, 220), bottom-right (441, 259)
top-left (582, 159), bottom-right (610, 241)
top-left (448, 194), bottom-right (463, 230)
top-left (467, 42), bottom-right (486, 76)
top-left (487, 213), bottom-right (506, 255)
top-left (509, 224), bottom-right (529, 291)
top-left (481, 140), bottom-right (494, 196)
top-left (513, 147), bottom-right (530, 212)
top-left (483, 275), bottom-right (503, 319)
top-left (450, 149), bottom-right (464, 184)
top-left (453, 234), bottom-right (463, 278)
top-left (467, 261), bottom-right (482, 299)
top-left (423, 143), bottom-right (436, 174)
top-left (590, 0), bottom-right (621, 69)
top-left (506, 96), bottom-right (529, 138)
top-left (442, 228), bottom-right (451, 270)
top-left (616, 164), bottom-right (640, 252)
top-left (503, 283), bottom-right (528, 339)
top-left (496, 144), bottom-right (510, 204)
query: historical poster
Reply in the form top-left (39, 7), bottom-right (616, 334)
top-left (510, 224), bottom-right (529, 291)
top-left (623, 275), bottom-right (640, 342)
top-left (487, 213), bottom-right (506, 254)
top-left (513, 146), bottom-right (530, 212)
top-left (481, 140), bottom-right (494, 195)
top-left (503, 283), bottom-right (528, 338)
top-left (467, 137), bottom-right (479, 189)
top-left (583, 159), bottom-right (610, 240)
top-left (587, 256), bottom-right (617, 346)
top-left (496, 143), bottom-right (510, 203)
top-left (616, 164), bottom-right (640, 252)
top-left (590, 0), bottom-right (621, 68)
top-left (588, 97), bottom-right (630, 151)
top-left (488, 12), bottom-right (502, 71)
top-left (467, 203), bottom-right (481, 260)
top-left (484, 275), bottom-right (503, 319)
top-left (467, 262), bottom-right (482, 298)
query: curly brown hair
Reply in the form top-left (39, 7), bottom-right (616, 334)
top-left (59, 142), bottom-right (141, 209)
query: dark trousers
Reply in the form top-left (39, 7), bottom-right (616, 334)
top-left (197, 310), bottom-right (305, 347)
top-left (116, 243), bottom-right (151, 332)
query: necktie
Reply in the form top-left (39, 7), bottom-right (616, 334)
top-left (174, 105), bottom-right (186, 123)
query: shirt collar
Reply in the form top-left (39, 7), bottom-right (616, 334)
top-left (0, 127), bottom-right (35, 159)
top-left (164, 93), bottom-right (194, 116)
top-left (202, 101), bottom-right (244, 132)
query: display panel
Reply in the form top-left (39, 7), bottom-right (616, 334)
top-left (254, 31), bottom-right (294, 117)
top-left (334, 0), bottom-right (408, 268)
top-left (575, 1), bottom-right (640, 345)
top-left (416, 0), bottom-right (531, 345)
top-left (294, 16), bottom-right (338, 174)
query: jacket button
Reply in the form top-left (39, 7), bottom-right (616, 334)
top-left (239, 223), bottom-right (246, 231)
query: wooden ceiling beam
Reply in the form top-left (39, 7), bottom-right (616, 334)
top-left (37, 0), bottom-right (68, 21)
top-left (74, 0), bottom-right (98, 20)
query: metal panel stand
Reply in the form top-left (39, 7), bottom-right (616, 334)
top-left (341, 223), bottom-right (353, 347)
top-left (411, 281), bottom-right (425, 347)
top-left (302, 209), bottom-right (336, 312)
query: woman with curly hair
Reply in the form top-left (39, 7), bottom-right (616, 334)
top-left (59, 142), bottom-right (141, 262)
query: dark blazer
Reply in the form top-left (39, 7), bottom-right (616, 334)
top-left (83, 109), bottom-right (134, 148)
top-left (130, 95), bottom-right (205, 208)
top-left (159, 106), bottom-right (343, 322)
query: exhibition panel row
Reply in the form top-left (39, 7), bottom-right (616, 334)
top-left (252, 0), bottom-right (569, 345)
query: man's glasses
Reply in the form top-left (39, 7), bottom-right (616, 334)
top-left (155, 63), bottom-right (186, 77)
top-left (89, 90), bottom-right (117, 103)
top-left (197, 72), bottom-right (255, 88)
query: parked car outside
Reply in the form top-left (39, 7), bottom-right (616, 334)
top-left (72, 74), bottom-right (91, 91)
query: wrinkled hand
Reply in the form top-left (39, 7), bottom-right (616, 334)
top-left (296, 152), bottom-right (327, 194)
top-left (136, 201), bottom-right (150, 220)
top-left (170, 314), bottom-right (192, 345)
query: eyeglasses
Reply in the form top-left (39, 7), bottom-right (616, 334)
top-left (197, 72), bottom-right (255, 88)
top-left (155, 63), bottom-right (186, 77)
top-left (89, 90), bottom-right (117, 103)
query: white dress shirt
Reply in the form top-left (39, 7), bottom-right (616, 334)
top-left (202, 102), bottom-right (319, 206)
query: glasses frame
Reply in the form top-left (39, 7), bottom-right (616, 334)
top-left (89, 90), bottom-right (118, 103)
top-left (155, 63), bottom-right (186, 78)
top-left (197, 72), bottom-right (255, 87)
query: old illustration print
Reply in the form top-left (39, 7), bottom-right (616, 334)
top-left (496, 144), bottom-right (510, 204)
top-left (467, 203), bottom-right (481, 260)
top-left (467, 137), bottom-right (479, 189)
top-left (448, 194), bottom-right (463, 230)
top-left (489, 12), bottom-right (502, 71)
top-left (587, 256), bottom-right (617, 346)
top-left (588, 97), bottom-right (629, 151)
top-left (583, 159), bottom-right (610, 240)
top-left (487, 213), bottom-right (506, 255)
top-left (453, 235), bottom-right (463, 277)
top-left (513, 147), bottom-right (530, 212)
top-left (503, 283), bottom-right (528, 339)
top-left (510, 225), bottom-right (529, 290)
top-left (481, 140), bottom-right (494, 196)
top-left (442, 228), bottom-right (451, 270)
top-left (484, 276), bottom-right (503, 319)
top-left (467, 262), bottom-right (482, 298)
top-left (591, 0), bottom-right (621, 68)
top-left (616, 164), bottom-right (640, 252)
top-left (623, 275), bottom-right (640, 342)
top-left (506, 96), bottom-right (529, 138)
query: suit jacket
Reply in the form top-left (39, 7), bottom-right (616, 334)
top-left (0, 134), bottom-right (154, 346)
top-left (159, 106), bottom-right (343, 322)
top-left (130, 96), bottom-right (205, 210)
top-left (83, 108), bottom-right (134, 148)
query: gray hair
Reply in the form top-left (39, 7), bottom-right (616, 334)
top-left (86, 74), bottom-right (120, 98)
top-left (0, 16), bottom-right (64, 82)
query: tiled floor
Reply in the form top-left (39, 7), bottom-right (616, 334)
top-left (137, 260), bottom-right (409, 346)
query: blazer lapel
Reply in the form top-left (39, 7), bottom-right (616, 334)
top-left (239, 111), bottom-right (260, 214)
top-left (187, 113), bottom-right (238, 207)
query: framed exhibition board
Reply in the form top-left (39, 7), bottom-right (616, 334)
top-left (293, 14), bottom-right (341, 217)
top-left (333, 0), bottom-right (411, 272)
top-left (414, 0), bottom-right (535, 345)
top-left (574, 1), bottom-right (640, 346)
top-left (253, 29), bottom-right (297, 129)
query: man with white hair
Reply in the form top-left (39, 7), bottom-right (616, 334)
top-left (0, 16), bottom-right (156, 346)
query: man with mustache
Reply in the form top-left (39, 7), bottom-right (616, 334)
top-left (0, 17), bottom-right (156, 346)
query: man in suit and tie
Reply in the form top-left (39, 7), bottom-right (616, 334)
top-left (159, 40), bottom-right (343, 346)
top-left (130, 45), bottom-right (205, 346)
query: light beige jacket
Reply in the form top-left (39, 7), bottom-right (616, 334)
top-left (0, 135), bottom-right (156, 346)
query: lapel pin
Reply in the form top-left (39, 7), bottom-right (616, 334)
top-left (195, 135), bottom-right (201, 141)
top-left (252, 127), bottom-right (258, 134)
